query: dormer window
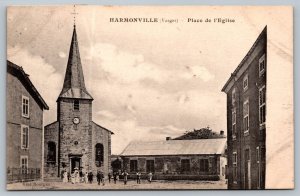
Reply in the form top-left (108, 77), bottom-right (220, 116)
top-left (73, 100), bottom-right (80, 111)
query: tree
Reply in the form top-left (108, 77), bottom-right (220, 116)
top-left (173, 126), bottom-right (225, 140)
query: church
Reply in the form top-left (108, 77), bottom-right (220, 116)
top-left (44, 24), bottom-right (114, 179)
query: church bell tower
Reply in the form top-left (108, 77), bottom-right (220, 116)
top-left (44, 11), bottom-right (113, 179)
top-left (56, 24), bottom-right (94, 175)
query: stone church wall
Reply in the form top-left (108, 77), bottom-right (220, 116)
top-left (91, 122), bottom-right (112, 175)
top-left (44, 121), bottom-right (59, 178)
top-left (58, 99), bottom-right (92, 174)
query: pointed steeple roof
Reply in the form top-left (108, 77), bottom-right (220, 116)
top-left (58, 25), bottom-right (93, 100)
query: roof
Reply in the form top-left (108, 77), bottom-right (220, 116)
top-left (92, 121), bottom-right (114, 134)
top-left (221, 26), bottom-right (267, 93)
top-left (7, 60), bottom-right (49, 110)
top-left (120, 138), bottom-right (226, 156)
top-left (58, 25), bottom-right (93, 100)
top-left (44, 121), bottom-right (58, 128)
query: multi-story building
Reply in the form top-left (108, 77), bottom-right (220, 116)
top-left (221, 26), bottom-right (267, 189)
top-left (6, 60), bottom-right (49, 182)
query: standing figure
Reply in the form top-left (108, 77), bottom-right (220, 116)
top-left (74, 168), bottom-right (80, 183)
top-left (108, 172), bottom-right (112, 183)
top-left (67, 172), bottom-right (71, 182)
top-left (148, 172), bottom-right (153, 183)
top-left (136, 171), bottom-right (141, 184)
top-left (100, 171), bottom-right (105, 186)
top-left (79, 169), bottom-right (83, 183)
top-left (71, 172), bottom-right (75, 184)
top-left (63, 170), bottom-right (68, 183)
top-left (113, 172), bottom-right (117, 184)
top-left (61, 170), bottom-right (64, 181)
top-left (88, 171), bottom-right (94, 184)
top-left (96, 171), bottom-right (101, 185)
top-left (118, 170), bottom-right (121, 181)
top-left (122, 170), bottom-right (128, 185)
top-left (84, 172), bottom-right (88, 184)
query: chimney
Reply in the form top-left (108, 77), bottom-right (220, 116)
top-left (220, 130), bottom-right (224, 136)
top-left (166, 137), bottom-right (171, 141)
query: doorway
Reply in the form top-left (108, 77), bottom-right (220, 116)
top-left (70, 157), bottom-right (81, 173)
top-left (244, 149), bottom-right (251, 189)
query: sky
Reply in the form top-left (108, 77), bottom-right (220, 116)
top-left (6, 6), bottom-right (286, 154)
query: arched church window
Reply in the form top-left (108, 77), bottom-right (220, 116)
top-left (47, 141), bottom-right (56, 164)
top-left (95, 143), bottom-right (104, 167)
top-left (74, 100), bottom-right (80, 110)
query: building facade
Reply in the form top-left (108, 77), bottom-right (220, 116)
top-left (120, 138), bottom-right (227, 181)
top-left (222, 26), bottom-right (267, 189)
top-left (44, 25), bottom-right (113, 180)
top-left (6, 61), bottom-right (49, 182)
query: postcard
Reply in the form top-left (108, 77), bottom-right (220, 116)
top-left (6, 5), bottom-right (293, 190)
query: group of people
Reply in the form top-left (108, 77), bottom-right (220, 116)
top-left (124, 170), bottom-right (153, 185)
top-left (61, 169), bottom-right (154, 185)
top-left (61, 168), bottom-right (94, 184)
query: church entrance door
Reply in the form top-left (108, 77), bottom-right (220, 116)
top-left (70, 157), bottom-right (81, 173)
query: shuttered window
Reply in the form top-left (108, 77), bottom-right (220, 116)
top-left (181, 159), bottom-right (190, 173)
top-left (130, 160), bottom-right (138, 172)
top-left (200, 159), bottom-right (209, 172)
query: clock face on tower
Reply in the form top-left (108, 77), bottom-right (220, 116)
top-left (73, 117), bottom-right (80, 124)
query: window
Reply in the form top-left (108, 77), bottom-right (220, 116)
top-left (95, 143), bottom-right (104, 167)
top-left (259, 54), bottom-right (266, 76)
top-left (130, 160), bottom-right (138, 172)
top-left (233, 152), bottom-right (237, 182)
top-left (22, 96), bottom-right (29, 118)
top-left (245, 149), bottom-right (250, 161)
top-left (20, 156), bottom-right (28, 174)
top-left (232, 107), bottom-right (236, 139)
top-left (47, 141), bottom-right (56, 163)
top-left (243, 74), bottom-right (248, 91)
top-left (21, 125), bottom-right (29, 149)
top-left (181, 159), bottom-right (190, 173)
top-left (259, 86), bottom-right (266, 126)
top-left (232, 88), bottom-right (236, 105)
top-left (243, 99), bottom-right (249, 133)
top-left (146, 160), bottom-right (155, 173)
top-left (200, 159), bottom-right (209, 172)
top-left (73, 100), bottom-right (80, 110)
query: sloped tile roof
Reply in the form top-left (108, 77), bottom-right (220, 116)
top-left (120, 138), bottom-right (226, 156)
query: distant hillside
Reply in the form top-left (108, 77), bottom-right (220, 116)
top-left (173, 127), bottom-right (225, 140)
